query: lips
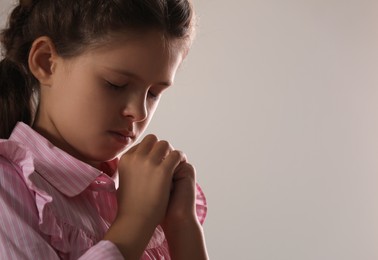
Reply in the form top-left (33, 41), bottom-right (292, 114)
top-left (109, 130), bottom-right (135, 145)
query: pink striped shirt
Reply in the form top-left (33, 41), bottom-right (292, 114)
top-left (0, 122), bottom-right (207, 259)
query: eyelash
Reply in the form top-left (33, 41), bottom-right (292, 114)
top-left (106, 81), bottom-right (127, 89)
top-left (106, 81), bottom-right (159, 100)
top-left (147, 91), bottom-right (159, 100)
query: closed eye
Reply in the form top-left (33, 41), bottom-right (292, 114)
top-left (147, 90), bottom-right (159, 100)
top-left (147, 84), bottom-right (170, 101)
top-left (106, 81), bottom-right (128, 90)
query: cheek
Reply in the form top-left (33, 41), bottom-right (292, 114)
top-left (147, 100), bottom-right (159, 119)
top-left (52, 82), bottom-right (110, 126)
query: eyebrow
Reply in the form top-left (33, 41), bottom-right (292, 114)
top-left (105, 67), bottom-right (173, 87)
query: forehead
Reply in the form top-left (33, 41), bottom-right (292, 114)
top-left (91, 29), bottom-right (188, 60)
top-left (72, 30), bottom-right (186, 83)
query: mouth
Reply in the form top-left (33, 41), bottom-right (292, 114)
top-left (109, 130), bottom-right (135, 145)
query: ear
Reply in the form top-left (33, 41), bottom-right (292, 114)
top-left (28, 36), bottom-right (59, 86)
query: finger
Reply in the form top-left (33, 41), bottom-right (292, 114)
top-left (137, 134), bottom-right (158, 154)
top-left (173, 162), bottom-right (196, 181)
top-left (178, 150), bottom-right (187, 163)
top-left (161, 150), bottom-right (186, 175)
top-left (150, 140), bottom-right (173, 164)
top-left (124, 143), bottom-right (139, 154)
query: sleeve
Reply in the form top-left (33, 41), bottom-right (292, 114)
top-left (79, 241), bottom-right (123, 259)
top-left (0, 157), bottom-right (123, 260)
top-left (195, 183), bottom-right (207, 225)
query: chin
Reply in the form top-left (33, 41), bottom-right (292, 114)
top-left (79, 151), bottom-right (116, 166)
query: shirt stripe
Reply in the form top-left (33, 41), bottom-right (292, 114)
top-left (0, 122), bottom-right (207, 259)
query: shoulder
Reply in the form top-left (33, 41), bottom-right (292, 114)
top-left (0, 139), bottom-right (35, 197)
top-left (0, 155), bottom-right (27, 191)
top-left (0, 144), bottom-right (56, 259)
top-left (0, 138), bottom-right (35, 170)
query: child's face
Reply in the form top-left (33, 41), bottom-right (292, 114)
top-left (35, 31), bottom-right (184, 167)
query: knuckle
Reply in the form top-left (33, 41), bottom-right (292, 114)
top-left (157, 140), bottom-right (170, 149)
top-left (186, 162), bottom-right (196, 172)
top-left (170, 150), bottom-right (180, 157)
top-left (169, 150), bottom-right (182, 160)
top-left (183, 163), bottom-right (197, 179)
top-left (176, 150), bottom-right (186, 159)
top-left (144, 134), bottom-right (158, 142)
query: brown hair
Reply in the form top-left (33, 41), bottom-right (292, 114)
top-left (0, 0), bottom-right (195, 138)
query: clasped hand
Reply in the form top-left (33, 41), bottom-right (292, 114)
top-left (117, 134), bottom-right (197, 232)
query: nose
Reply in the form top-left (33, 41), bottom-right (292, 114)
top-left (121, 93), bottom-right (148, 122)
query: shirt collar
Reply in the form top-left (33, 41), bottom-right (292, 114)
top-left (10, 122), bottom-right (117, 197)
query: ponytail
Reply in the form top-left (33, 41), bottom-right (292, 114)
top-left (0, 3), bottom-right (35, 139)
top-left (0, 58), bottom-right (33, 139)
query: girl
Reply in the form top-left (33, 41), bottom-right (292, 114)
top-left (0, 0), bottom-right (208, 259)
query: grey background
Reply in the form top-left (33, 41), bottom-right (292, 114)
top-left (2, 0), bottom-right (378, 259)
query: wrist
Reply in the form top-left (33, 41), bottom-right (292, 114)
top-left (162, 218), bottom-right (208, 260)
top-left (163, 216), bottom-right (202, 239)
top-left (104, 215), bottom-right (157, 259)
